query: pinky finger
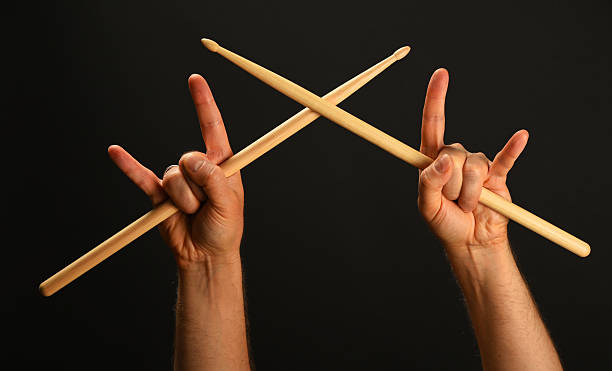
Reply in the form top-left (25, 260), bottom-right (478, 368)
top-left (488, 130), bottom-right (529, 179)
top-left (108, 145), bottom-right (167, 205)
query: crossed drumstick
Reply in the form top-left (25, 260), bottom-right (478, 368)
top-left (39, 39), bottom-right (590, 296)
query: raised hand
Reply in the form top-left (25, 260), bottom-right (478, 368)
top-left (108, 74), bottom-right (244, 270)
top-left (417, 68), bottom-right (529, 258)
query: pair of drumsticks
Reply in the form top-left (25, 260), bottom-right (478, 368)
top-left (39, 39), bottom-right (590, 297)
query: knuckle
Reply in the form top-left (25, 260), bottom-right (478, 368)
top-left (205, 149), bottom-right (226, 163)
top-left (180, 151), bottom-right (203, 163)
top-left (162, 165), bottom-right (179, 181)
top-left (463, 165), bottom-right (483, 178)
top-left (449, 143), bottom-right (466, 151)
top-left (464, 158), bottom-right (488, 177)
top-left (162, 171), bottom-right (183, 190)
top-left (474, 152), bottom-right (491, 167)
top-left (204, 161), bottom-right (218, 177)
top-left (199, 161), bottom-right (222, 184)
top-left (183, 201), bottom-right (200, 214)
top-left (442, 184), bottom-right (460, 200)
top-left (440, 146), bottom-right (467, 163)
top-left (423, 113), bottom-right (445, 123)
top-left (201, 117), bottom-right (221, 128)
top-left (458, 197), bottom-right (475, 211)
top-left (437, 147), bottom-right (454, 159)
top-left (420, 168), bottom-right (435, 187)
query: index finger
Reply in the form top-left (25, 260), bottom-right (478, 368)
top-left (107, 145), bottom-right (167, 205)
top-left (188, 74), bottom-right (233, 161)
top-left (420, 68), bottom-right (449, 158)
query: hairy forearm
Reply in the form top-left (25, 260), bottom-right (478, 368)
top-left (174, 256), bottom-right (250, 371)
top-left (448, 243), bottom-right (562, 371)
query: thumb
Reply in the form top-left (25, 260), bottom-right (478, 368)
top-left (418, 154), bottom-right (453, 221)
top-left (180, 152), bottom-right (232, 211)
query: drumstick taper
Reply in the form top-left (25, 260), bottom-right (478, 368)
top-left (200, 38), bottom-right (590, 258)
top-left (39, 45), bottom-right (411, 296)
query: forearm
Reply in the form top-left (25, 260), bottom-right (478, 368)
top-left (448, 243), bottom-right (562, 371)
top-left (174, 256), bottom-right (250, 371)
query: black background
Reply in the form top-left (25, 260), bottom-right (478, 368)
top-left (8, 0), bottom-right (611, 369)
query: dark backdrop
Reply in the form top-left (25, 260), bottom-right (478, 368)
top-left (9, 0), bottom-right (611, 369)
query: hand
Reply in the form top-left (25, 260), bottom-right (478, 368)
top-left (108, 74), bottom-right (244, 270)
top-left (417, 69), bottom-right (529, 258)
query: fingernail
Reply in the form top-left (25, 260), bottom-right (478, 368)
top-left (164, 165), bottom-right (177, 175)
top-left (184, 156), bottom-right (205, 172)
top-left (434, 154), bottom-right (450, 172)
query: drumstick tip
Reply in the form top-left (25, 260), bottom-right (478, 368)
top-left (201, 38), bottom-right (219, 52)
top-left (393, 46), bottom-right (411, 60)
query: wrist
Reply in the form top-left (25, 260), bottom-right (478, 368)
top-left (177, 250), bottom-right (242, 278)
top-left (445, 240), bottom-right (516, 288)
top-left (176, 252), bottom-right (244, 303)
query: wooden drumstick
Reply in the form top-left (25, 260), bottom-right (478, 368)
top-left (201, 38), bottom-right (591, 258)
top-left (38, 46), bottom-right (411, 296)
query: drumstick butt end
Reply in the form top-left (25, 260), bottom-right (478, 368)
top-left (393, 46), bottom-right (411, 60)
top-left (201, 38), bottom-right (219, 52)
top-left (39, 281), bottom-right (54, 297)
top-left (577, 242), bottom-right (591, 258)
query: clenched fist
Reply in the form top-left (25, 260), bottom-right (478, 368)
top-left (108, 74), bottom-right (244, 271)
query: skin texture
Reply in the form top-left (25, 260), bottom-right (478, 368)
top-left (417, 68), bottom-right (563, 370)
top-left (108, 74), bottom-right (250, 371)
top-left (107, 69), bottom-right (563, 370)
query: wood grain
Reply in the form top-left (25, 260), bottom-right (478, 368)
top-left (202, 38), bottom-right (590, 258)
top-left (39, 46), bottom-right (410, 296)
